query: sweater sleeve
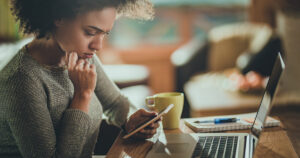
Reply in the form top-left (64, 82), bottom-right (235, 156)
top-left (91, 56), bottom-right (137, 127)
top-left (5, 71), bottom-right (92, 158)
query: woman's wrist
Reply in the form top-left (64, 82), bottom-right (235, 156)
top-left (70, 91), bottom-right (92, 113)
top-left (74, 90), bottom-right (93, 99)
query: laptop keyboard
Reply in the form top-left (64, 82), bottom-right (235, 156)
top-left (191, 136), bottom-right (238, 158)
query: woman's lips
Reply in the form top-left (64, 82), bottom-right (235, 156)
top-left (83, 53), bottom-right (94, 58)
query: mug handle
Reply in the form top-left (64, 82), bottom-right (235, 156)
top-left (145, 96), bottom-right (155, 110)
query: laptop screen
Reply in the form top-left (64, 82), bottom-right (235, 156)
top-left (251, 53), bottom-right (285, 138)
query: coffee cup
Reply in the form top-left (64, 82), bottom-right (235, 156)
top-left (145, 92), bottom-right (184, 129)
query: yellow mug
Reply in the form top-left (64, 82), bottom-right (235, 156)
top-left (145, 92), bottom-right (184, 129)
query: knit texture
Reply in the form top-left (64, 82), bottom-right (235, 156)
top-left (0, 47), bottom-right (131, 158)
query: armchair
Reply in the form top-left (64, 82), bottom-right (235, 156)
top-left (171, 22), bottom-right (277, 117)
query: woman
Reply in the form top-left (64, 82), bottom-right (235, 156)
top-left (0, 0), bottom-right (159, 157)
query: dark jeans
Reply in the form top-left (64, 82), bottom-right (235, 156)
top-left (94, 120), bottom-right (121, 155)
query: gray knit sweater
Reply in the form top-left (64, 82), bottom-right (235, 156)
top-left (0, 47), bottom-right (131, 158)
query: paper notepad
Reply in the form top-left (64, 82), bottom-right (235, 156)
top-left (184, 112), bottom-right (280, 132)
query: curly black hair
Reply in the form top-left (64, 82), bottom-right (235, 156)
top-left (11, 0), bottom-right (154, 38)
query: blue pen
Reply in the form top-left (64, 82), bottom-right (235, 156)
top-left (194, 118), bottom-right (239, 124)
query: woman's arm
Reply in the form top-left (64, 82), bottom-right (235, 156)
top-left (91, 56), bottom-right (137, 127)
top-left (4, 71), bottom-right (92, 158)
top-left (67, 52), bottom-right (97, 113)
top-left (90, 57), bottom-right (161, 139)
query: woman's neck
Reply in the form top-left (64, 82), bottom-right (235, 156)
top-left (27, 38), bottom-right (67, 67)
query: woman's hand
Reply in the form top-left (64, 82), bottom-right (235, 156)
top-left (125, 109), bottom-right (161, 139)
top-left (245, 71), bottom-right (264, 89)
top-left (67, 52), bottom-right (97, 113)
top-left (229, 71), bottom-right (265, 92)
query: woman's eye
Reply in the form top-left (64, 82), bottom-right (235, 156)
top-left (85, 31), bottom-right (96, 36)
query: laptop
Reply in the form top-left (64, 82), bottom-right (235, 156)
top-left (146, 53), bottom-right (285, 158)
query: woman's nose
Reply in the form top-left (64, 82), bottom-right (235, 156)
top-left (90, 35), bottom-right (105, 51)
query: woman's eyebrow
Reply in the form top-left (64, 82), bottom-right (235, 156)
top-left (87, 25), bottom-right (110, 34)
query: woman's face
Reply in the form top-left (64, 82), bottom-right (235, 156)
top-left (54, 7), bottom-right (116, 59)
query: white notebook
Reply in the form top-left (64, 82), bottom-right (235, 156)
top-left (184, 112), bottom-right (280, 132)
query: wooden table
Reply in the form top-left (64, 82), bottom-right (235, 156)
top-left (106, 105), bottom-right (300, 158)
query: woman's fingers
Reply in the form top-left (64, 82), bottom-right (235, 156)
top-left (135, 132), bottom-right (155, 139)
top-left (68, 52), bottom-right (78, 69)
top-left (140, 128), bottom-right (157, 135)
top-left (151, 122), bottom-right (160, 128)
top-left (83, 60), bottom-right (90, 70)
top-left (134, 123), bottom-right (159, 139)
top-left (126, 109), bottom-right (162, 139)
top-left (139, 109), bottom-right (158, 117)
top-left (67, 52), bottom-right (97, 94)
top-left (76, 59), bottom-right (85, 70)
top-left (137, 122), bottom-right (159, 137)
top-left (90, 64), bottom-right (95, 70)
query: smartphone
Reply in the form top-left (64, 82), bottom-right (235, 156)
top-left (122, 104), bottom-right (174, 139)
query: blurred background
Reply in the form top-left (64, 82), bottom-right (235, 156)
top-left (1, 0), bottom-right (300, 118)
